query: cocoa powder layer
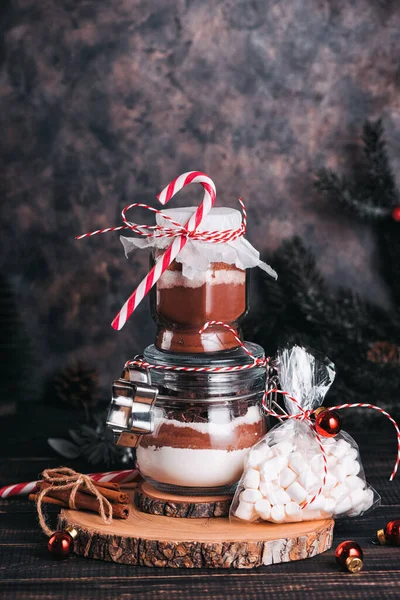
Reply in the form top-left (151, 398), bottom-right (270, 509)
top-left (156, 282), bottom-right (246, 325)
top-left (139, 419), bottom-right (266, 451)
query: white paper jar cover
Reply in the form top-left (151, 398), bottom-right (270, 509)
top-left (120, 207), bottom-right (277, 281)
top-left (230, 421), bottom-right (380, 524)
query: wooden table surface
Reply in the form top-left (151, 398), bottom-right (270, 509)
top-left (0, 426), bottom-right (399, 600)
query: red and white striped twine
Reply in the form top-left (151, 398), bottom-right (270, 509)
top-left (0, 469), bottom-right (140, 499)
top-left (262, 388), bottom-right (400, 509)
top-left (126, 321), bottom-right (268, 373)
top-left (76, 171), bottom-right (247, 331)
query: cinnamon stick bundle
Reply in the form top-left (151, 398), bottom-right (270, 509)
top-left (34, 483), bottom-right (130, 519)
top-left (47, 474), bottom-right (129, 504)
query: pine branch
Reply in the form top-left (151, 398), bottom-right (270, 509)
top-left (378, 224), bottom-right (400, 308)
top-left (315, 168), bottom-right (389, 220)
top-left (362, 119), bottom-right (398, 207)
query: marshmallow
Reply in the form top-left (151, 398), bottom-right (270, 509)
top-left (279, 467), bottom-right (297, 489)
top-left (348, 447), bottom-right (358, 461)
top-left (260, 456), bottom-right (288, 480)
top-left (285, 501), bottom-right (303, 522)
top-left (270, 505), bottom-right (285, 523)
top-left (326, 455), bottom-right (338, 470)
top-left (259, 480), bottom-right (279, 498)
top-left (247, 448), bottom-right (265, 469)
top-left (330, 439), bottom-right (350, 459)
top-left (272, 441), bottom-right (293, 457)
top-left (361, 488), bottom-right (374, 512)
top-left (269, 488), bottom-right (291, 506)
top-left (287, 481), bottom-right (308, 504)
top-left (329, 483), bottom-right (348, 502)
top-left (322, 497), bottom-right (336, 516)
top-left (349, 460), bottom-right (361, 476)
top-left (331, 464), bottom-right (347, 484)
top-left (241, 489), bottom-right (263, 503)
top-left (306, 494), bottom-right (326, 512)
top-left (344, 475), bottom-right (365, 491)
top-left (288, 451), bottom-right (306, 475)
top-left (334, 495), bottom-right (352, 515)
top-left (255, 499), bottom-right (271, 520)
top-left (321, 437), bottom-right (337, 448)
top-left (298, 469), bottom-right (320, 492)
top-left (235, 501), bottom-right (257, 521)
top-left (349, 488), bottom-right (366, 510)
top-left (322, 472), bottom-right (337, 491)
top-left (310, 454), bottom-right (325, 475)
top-left (243, 468), bottom-right (260, 490)
top-left (341, 456), bottom-right (360, 477)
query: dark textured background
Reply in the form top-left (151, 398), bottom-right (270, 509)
top-left (1, 0), bottom-right (400, 396)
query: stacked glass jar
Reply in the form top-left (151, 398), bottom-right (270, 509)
top-left (107, 205), bottom-right (276, 495)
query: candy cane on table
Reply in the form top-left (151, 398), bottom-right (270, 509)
top-left (0, 468), bottom-right (140, 498)
top-left (111, 171), bottom-right (216, 330)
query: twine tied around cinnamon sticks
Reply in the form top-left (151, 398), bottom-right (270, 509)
top-left (34, 467), bottom-right (114, 536)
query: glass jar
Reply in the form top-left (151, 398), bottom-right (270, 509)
top-left (134, 342), bottom-right (267, 495)
top-left (150, 206), bottom-right (248, 353)
top-left (151, 255), bottom-right (248, 353)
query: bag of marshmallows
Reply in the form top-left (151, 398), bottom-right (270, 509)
top-left (231, 346), bottom-right (380, 523)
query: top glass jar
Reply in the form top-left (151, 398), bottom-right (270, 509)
top-left (151, 253), bottom-right (247, 353)
top-left (150, 207), bottom-right (248, 353)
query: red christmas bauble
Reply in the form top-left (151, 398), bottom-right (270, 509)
top-left (392, 207), bottom-right (400, 222)
top-left (378, 519), bottom-right (400, 545)
top-left (385, 520), bottom-right (400, 545)
top-left (48, 530), bottom-right (74, 560)
top-left (315, 409), bottom-right (342, 437)
top-left (335, 540), bottom-right (364, 573)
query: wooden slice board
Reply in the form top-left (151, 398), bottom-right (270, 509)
top-left (59, 491), bottom-right (334, 569)
top-left (134, 481), bottom-right (232, 518)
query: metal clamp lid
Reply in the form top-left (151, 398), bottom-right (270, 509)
top-left (106, 360), bottom-right (158, 449)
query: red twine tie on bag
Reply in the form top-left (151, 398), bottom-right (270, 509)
top-left (76, 171), bottom-right (247, 330)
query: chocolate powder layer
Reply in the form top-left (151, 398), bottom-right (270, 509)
top-left (155, 262), bottom-right (246, 352)
top-left (139, 419), bottom-right (266, 451)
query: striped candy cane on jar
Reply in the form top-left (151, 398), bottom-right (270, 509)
top-left (112, 171), bottom-right (216, 330)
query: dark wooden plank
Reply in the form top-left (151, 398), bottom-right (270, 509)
top-left (0, 431), bottom-right (399, 599)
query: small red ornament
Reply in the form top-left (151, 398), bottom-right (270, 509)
top-left (47, 526), bottom-right (78, 560)
top-left (335, 540), bottom-right (364, 573)
top-left (377, 519), bottom-right (400, 545)
top-left (392, 207), bottom-right (400, 222)
top-left (314, 407), bottom-right (342, 437)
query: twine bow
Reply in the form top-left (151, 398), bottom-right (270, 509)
top-left (36, 467), bottom-right (113, 536)
top-left (76, 198), bottom-right (246, 244)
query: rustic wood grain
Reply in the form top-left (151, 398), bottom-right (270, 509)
top-left (0, 432), bottom-right (399, 598)
top-left (58, 495), bottom-right (333, 568)
top-left (134, 481), bottom-right (232, 518)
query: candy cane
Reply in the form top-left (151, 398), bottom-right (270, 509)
top-left (111, 171), bottom-right (216, 330)
top-left (0, 468), bottom-right (140, 498)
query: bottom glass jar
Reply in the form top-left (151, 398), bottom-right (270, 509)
top-left (135, 343), bottom-right (267, 495)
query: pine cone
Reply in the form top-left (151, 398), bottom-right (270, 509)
top-left (51, 362), bottom-right (99, 416)
top-left (367, 341), bottom-right (400, 365)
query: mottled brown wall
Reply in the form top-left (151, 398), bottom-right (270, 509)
top-left (1, 0), bottom-right (400, 393)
